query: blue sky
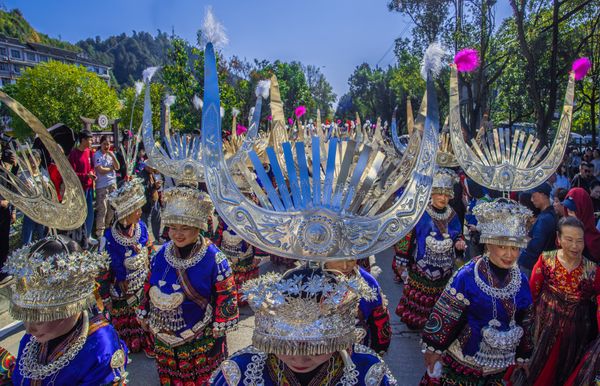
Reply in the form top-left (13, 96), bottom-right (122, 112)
top-left (6, 0), bottom-right (513, 101)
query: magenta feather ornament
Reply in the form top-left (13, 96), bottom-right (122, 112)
top-left (454, 49), bottom-right (480, 73)
top-left (572, 57), bottom-right (592, 81)
top-left (294, 106), bottom-right (306, 118)
top-left (236, 124), bottom-right (248, 135)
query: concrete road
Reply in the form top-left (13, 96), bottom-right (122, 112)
top-left (0, 248), bottom-right (425, 385)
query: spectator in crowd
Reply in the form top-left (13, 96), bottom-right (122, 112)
top-left (568, 149), bottom-right (582, 177)
top-left (571, 161), bottom-right (596, 192)
top-left (19, 149), bottom-right (47, 245)
top-left (592, 149), bottom-right (600, 178)
top-left (518, 182), bottom-right (558, 276)
top-left (0, 148), bottom-right (15, 284)
top-left (68, 129), bottom-right (96, 243)
top-left (94, 135), bottom-right (120, 248)
top-left (562, 187), bottom-right (600, 263)
top-left (139, 163), bottom-right (163, 241)
top-left (553, 187), bottom-right (569, 218)
top-left (589, 179), bottom-right (600, 215)
top-left (550, 164), bottom-right (570, 197)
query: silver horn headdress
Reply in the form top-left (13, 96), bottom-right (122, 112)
top-left (0, 93), bottom-right (86, 230)
top-left (449, 51), bottom-right (575, 192)
top-left (0, 92), bottom-right (109, 322)
top-left (202, 41), bottom-right (441, 262)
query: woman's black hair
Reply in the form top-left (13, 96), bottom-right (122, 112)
top-left (554, 187), bottom-right (568, 202)
top-left (28, 235), bottom-right (82, 259)
top-left (99, 135), bottom-right (110, 144)
top-left (557, 216), bottom-right (585, 235)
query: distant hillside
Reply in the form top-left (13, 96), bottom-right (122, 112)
top-left (0, 8), bottom-right (173, 89)
top-left (0, 8), bottom-right (80, 51)
top-left (77, 31), bottom-right (172, 88)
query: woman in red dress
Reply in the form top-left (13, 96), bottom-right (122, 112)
top-left (509, 216), bottom-right (600, 385)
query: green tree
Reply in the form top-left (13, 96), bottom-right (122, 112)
top-left (304, 65), bottom-right (337, 118)
top-left (5, 61), bottom-right (120, 138)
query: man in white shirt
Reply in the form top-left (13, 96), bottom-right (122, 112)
top-left (94, 135), bottom-right (120, 246)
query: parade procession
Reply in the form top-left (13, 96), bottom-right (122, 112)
top-left (0, 1), bottom-right (596, 385)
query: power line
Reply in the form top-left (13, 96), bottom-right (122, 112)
top-left (376, 21), bottom-right (411, 67)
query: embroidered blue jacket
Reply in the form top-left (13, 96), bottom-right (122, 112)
top-left (357, 268), bottom-right (391, 353)
top-left (145, 240), bottom-right (239, 341)
top-left (422, 259), bottom-right (534, 371)
top-left (210, 344), bottom-right (397, 385)
top-left (12, 314), bottom-right (127, 385)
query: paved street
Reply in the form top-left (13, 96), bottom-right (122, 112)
top-left (0, 247), bottom-right (424, 385)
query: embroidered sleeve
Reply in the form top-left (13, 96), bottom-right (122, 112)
top-left (393, 230), bottom-right (415, 275)
top-left (367, 301), bottom-right (392, 354)
top-left (212, 252), bottom-right (239, 335)
top-left (0, 346), bottom-right (15, 384)
top-left (515, 303), bottom-right (535, 362)
top-left (529, 255), bottom-right (545, 301)
top-left (421, 273), bottom-right (469, 353)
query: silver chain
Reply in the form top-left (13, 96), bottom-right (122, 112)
top-left (474, 256), bottom-right (521, 300)
top-left (426, 205), bottom-right (453, 222)
top-left (164, 239), bottom-right (208, 270)
top-left (18, 311), bottom-right (89, 380)
top-left (110, 222), bottom-right (141, 247)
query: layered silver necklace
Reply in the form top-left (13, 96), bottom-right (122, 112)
top-left (111, 222), bottom-right (141, 247)
top-left (19, 311), bottom-right (89, 380)
top-left (473, 256), bottom-right (523, 370)
top-left (426, 205), bottom-right (453, 222)
top-left (164, 239), bottom-right (208, 270)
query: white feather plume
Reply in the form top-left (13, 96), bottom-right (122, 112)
top-left (164, 95), bottom-right (176, 107)
top-left (202, 6), bottom-right (228, 47)
top-left (220, 106), bottom-right (225, 118)
top-left (255, 80), bottom-right (271, 99)
top-left (420, 43), bottom-right (446, 80)
top-left (231, 108), bottom-right (240, 117)
top-left (134, 81), bottom-right (144, 97)
top-left (142, 66), bottom-right (159, 83)
top-left (193, 95), bottom-right (203, 110)
top-left (249, 107), bottom-right (255, 120)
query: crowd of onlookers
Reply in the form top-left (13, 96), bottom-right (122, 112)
top-left (0, 130), bottom-right (164, 285)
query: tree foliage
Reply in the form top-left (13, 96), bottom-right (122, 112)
top-left (5, 61), bottom-right (120, 138)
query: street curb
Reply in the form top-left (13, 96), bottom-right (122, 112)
top-left (0, 321), bottom-right (23, 340)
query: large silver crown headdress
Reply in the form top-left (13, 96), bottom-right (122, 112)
top-left (243, 267), bottom-right (377, 355)
top-left (202, 31), bottom-right (440, 261)
top-left (108, 177), bottom-right (146, 222)
top-left (0, 93), bottom-right (108, 322)
top-left (161, 186), bottom-right (214, 231)
top-left (473, 199), bottom-right (532, 248)
top-left (432, 167), bottom-right (457, 197)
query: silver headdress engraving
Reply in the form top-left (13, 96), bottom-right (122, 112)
top-left (202, 42), bottom-right (439, 261)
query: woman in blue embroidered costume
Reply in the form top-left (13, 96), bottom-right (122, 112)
top-left (325, 259), bottom-right (392, 354)
top-left (137, 186), bottom-right (239, 385)
top-left (6, 236), bottom-right (129, 386)
top-left (0, 90), bottom-right (128, 385)
top-left (100, 177), bottom-right (154, 356)
top-left (210, 267), bottom-right (397, 386)
top-left (421, 200), bottom-right (534, 385)
top-left (395, 167), bottom-right (465, 330)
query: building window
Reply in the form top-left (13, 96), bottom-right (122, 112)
top-left (13, 64), bottom-right (20, 74)
top-left (39, 55), bottom-right (49, 62)
top-left (10, 49), bottom-right (21, 59)
top-left (26, 52), bottom-right (36, 62)
top-left (98, 67), bottom-right (107, 75)
top-left (0, 63), bottom-right (8, 72)
top-left (0, 47), bottom-right (6, 56)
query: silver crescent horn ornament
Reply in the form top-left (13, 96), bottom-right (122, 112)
top-left (141, 68), bottom-right (265, 186)
top-left (0, 91), bottom-right (86, 230)
top-left (449, 64), bottom-right (573, 191)
top-left (202, 42), bottom-right (438, 262)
